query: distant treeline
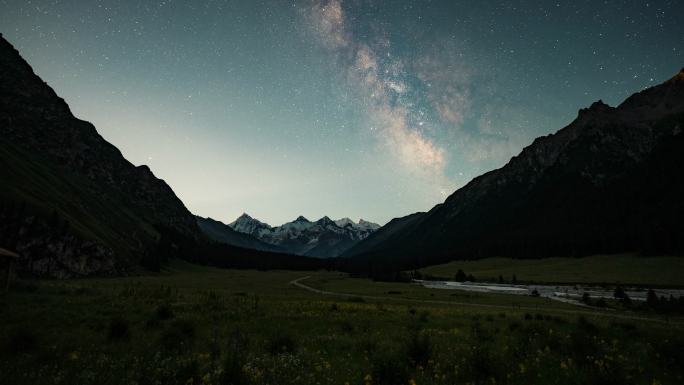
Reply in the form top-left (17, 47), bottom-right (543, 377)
top-left (144, 226), bottom-right (333, 272)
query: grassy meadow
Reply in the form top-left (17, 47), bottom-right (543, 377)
top-left (1, 260), bottom-right (683, 385)
top-left (418, 254), bottom-right (684, 286)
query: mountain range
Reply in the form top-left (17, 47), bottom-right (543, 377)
top-left (2, 31), bottom-right (683, 277)
top-left (224, 213), bottom-right (380, 258)
top-left (343, 68), bottom-right (684, 272)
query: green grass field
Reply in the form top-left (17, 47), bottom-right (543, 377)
top-left (2, 261), bottom-right (683, 385)
top-left (418, 254), bottom-right (684, 286)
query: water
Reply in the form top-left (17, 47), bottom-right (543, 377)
top-left (416, 280), bottom-right (684, 305)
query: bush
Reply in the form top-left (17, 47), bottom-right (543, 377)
top-left (160, 319), bottom-right (195, 352)
top-left (107, 317), bottom-right (130, 341)
top-left (582, 292), bottom-right (591, 304)
top-left (268, 333), bottom-right (297, 355)
top-left (358, 336), bottom-right (378, 355)
top-left (461, 346), bottom-right (498, 382)
top-left (5, 328), bottom-right (37, 354)
top-left (156, 303), bottom-right (174, 320)
top-left (339, 320), bottom-right (354, 333)
top-left (220, 329), bottom-right (250, 385)
top-left (577, 316), bottom-right (597, 332)
top-left (175, 359), bottom-right (201, 385)
top-left (405, 332), bottom-right (433, 366)
top-left (371, 349), bottom-right (410, 385)
top-left (454, 269), bottom-right (467, 282)
top-left (419, 311), bottom-right (430, 323)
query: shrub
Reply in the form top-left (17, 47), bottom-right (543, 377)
top-left (577, 316), bottom-right (597, 332)
top-left (358, 336), bottom-right (378, 355)
top-left (268, 333), bottom-right (297, 355)
top-left (646, 289), bottom-right (659, 308)
top-left (220, 329), bottom-right (250, 385)
top-left (454, 269), bottom-right (467, 282)
top-left (5, 328), bottom-right (37, 354)
top-left (461, 346), bottom-right (498, 382)
top-left (348, 296), bottom-right (365, 303)
top-left (419, 311), bottom-right (430, 323)
top-left (405, 332), bottom-right (433, 366)
top-left (155, 303), bottom-right (174, 320)
top-left (371, 349), bottom-right (410, 385)
top-left (160, 319), bottom-right (195, 352)
top-left (174, 359), bottom-right (201, 385)
top-left (339, 320), bottom-right (354, 333)
top-left (582, 292), bottom-right (591, 304)
top-left (107, 317), bottom-right (130, 341)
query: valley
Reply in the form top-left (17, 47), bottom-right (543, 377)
top-left (2, 262), bottom-right (683, 385)
top-left (1, 3), bottom-right (683, 385)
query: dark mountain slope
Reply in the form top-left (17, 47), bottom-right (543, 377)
top-left (0, 34), bottom-right (328, 276)
top-left (344, 69), bottom-right (684, 272)
top-left (341, 212), bottom-right (424, 258)
top-left (0, 33), bottom-right (204, 276)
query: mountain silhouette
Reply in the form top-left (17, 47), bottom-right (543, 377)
top-left (0, 34), bottom-right (326, 276)
top-left (344, 68), bottom-right (684, 272)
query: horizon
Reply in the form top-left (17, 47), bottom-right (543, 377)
top-left (1, 0), bottom-right (682, 225)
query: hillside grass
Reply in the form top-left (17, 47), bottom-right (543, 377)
top-left (418, 254), bottom-right (684, 286)
top-left (0, 139), bottom-right (158, 260)
top-left (1, 262), bottom-right (683, 385)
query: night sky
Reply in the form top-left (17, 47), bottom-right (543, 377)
top-left (1, 0), bottom-right (682, 225)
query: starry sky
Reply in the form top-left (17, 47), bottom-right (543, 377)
top-left (1, 0), bottom-right (682, 226)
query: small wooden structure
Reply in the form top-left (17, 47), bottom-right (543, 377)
top-left (0, 248), bottom-right (19, 292)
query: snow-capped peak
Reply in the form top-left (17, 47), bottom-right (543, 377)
top-left (228, 212), bottom-right (381, 257)
top-left (335, 217), bottom-right (354, 227)
top-left (316, 216), bottom-right (335, 225)
top-left (228, 213), bottom-right (272, 236)
top-left (357, 219), bottom-right (381, 231)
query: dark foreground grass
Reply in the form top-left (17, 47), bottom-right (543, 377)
top-left (1, 262), bottom-right (683, 385)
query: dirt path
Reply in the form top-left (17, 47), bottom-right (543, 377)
top-left (290, 275), bottom-right (684, 326)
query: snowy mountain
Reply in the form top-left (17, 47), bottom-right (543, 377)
top-left (228, 214), bottom-right (380, 258)
top-left (228, 213), bottom-right (273, 238)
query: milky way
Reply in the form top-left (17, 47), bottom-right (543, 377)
top-left (1, 0), bottom-right (682, 225)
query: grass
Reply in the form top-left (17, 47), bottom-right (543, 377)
top-left (418, 254), bottom-right (684, 286)
top-left (0, 139), bottom-right (160, 264)
top-left (1, 261), bottom-right (683, 385)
